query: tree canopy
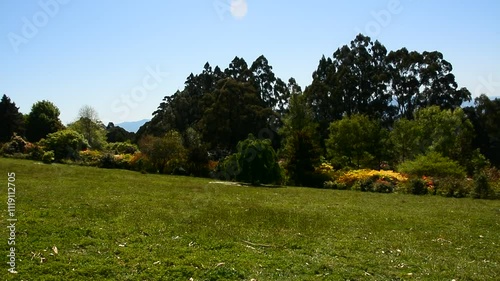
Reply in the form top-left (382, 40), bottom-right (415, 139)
top-left (0, 94), bottom-right (25, 142)
top-left (25, 100), bottom-right (65, 142)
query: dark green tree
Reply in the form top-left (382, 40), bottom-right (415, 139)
top-left (0, 94), bottom-right (25, 142)
top-left (232, 134), bottom-right (282, 185)
top-left (464, 95), bottom-right (500, 167)
top-left (199, 78), bottom-right (273, 151)
top-left (386, 48), bottom-right (423, 119)
top-left (25, 100), bottom-right (65, 142)
top-left (279, 93), bottom-right (322, 186)
top-left (224, 56), bottom-right (252, 82)
top-left (183, 127), bottom-right (210, 177)
top-left (419, 51), bottom-right (471, 110)
top-left (305, 34), bottom-right (393, 140)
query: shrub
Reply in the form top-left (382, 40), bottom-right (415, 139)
top-left (1, 134), bottom-right (28, 155)
top-left (373, 179), bottom-right (395, 193)
top-left (435, 177), bottom-right (472, 198)
top-left (225, 135), bottom-right (283, 186)
top-left (352, 177), bottom-right (375, 192)
top-left (25, 142), bottom-right (44, 161)
top-left (106, 142), bottom-right (139, 154)
top-left (215, 153), bottom-right (240, 181)
top-left (39, 129), bottom-right (89, 161)
top-left (403, 178), bottom-right (427, 195)
top-left (473, 173), bottom-right (492, 199)
top-left (139, 131), bottom-right (187, 174)
top-left (304, 171), bottom-right (331, 188)
top-left (42, 151), bottom-right (55, 164)
top-left (79, 150), bottom-right (102, 166)
top-left (335, 169), bottom-right (405, 193)
top-left (128, 152), bottom-right (156, 173)
top-left (337, 169), bottom-right (407, 187)
top-left (323, 180), bottom-right (348, 190)
top-left (114, 154), bottom-right (134, 170)
top-left (99, 153), bottom-right (116, 169)
top-left (398, 151), bottom-right (466, 179)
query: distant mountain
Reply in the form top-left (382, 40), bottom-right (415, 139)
top-left (461, 96), bottom-right (499, 108)
top-left (115, 119), bottom-right (149, 133)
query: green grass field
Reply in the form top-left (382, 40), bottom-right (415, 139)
top-left (1, 158), bottom-right (499, 280)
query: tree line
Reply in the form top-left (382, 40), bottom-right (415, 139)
top-left (1, 34), bottom-right (499, 188)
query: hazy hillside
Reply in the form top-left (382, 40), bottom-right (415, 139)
top-left (115, 119), bottom-right (149, 133)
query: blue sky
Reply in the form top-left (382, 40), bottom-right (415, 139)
top-left (1, 0), bottom-right (499, 124)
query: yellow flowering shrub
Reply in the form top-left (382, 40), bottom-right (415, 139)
top-left (337, 169), bottom-right (408, 187)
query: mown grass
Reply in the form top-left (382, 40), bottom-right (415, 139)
top-left (1, 157), bottom-right (499, 280)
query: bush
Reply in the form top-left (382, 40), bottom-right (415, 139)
top-left (404, 178), bottom-right (427, 195)
top-left (220, 135), bottom-right (283, 186)
top-left (139, 132), bottom-right (187, 174)
top-left (42, 151), bottom-right (55, 164)
top-left (106, 142), bottom-right (139, 154)
top-left (1, 134), bottom-right (28, 155)
top-left (128, 152), bottom-right (156, 173)
top-left (79, 150), bottom-right (102, 166)
top-left (304, 171), bottom-right (331, 188)
top-left (435, 177), bottom-right (472, 198)
top-left (334, 169), bottom-right (405, 193)
top-left (337, 169), bottom-right (407, 188)
top-left (473, 173), bottom-right (493, 199)
top-left (323, 180), bottom-right (348, 190)
top-left (99, 153), bottom-right (116, 169)
top-left (39, 129), bottom-right (89, 161)
top-left (216, 153), bottom-right (241, 181)
top-left (25, 142), bottom-right (44, 160)
top-left (398, 151), bottom-right (466, 179)
top-left (373, 179), bottom-right (395, 193)
top-left (352, 177), bottom-right (375, 192)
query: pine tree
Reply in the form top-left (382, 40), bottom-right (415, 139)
top-left (0, 94), bottom-right (25, 142)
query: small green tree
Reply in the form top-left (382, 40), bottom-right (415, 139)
top-left (389, 118), bottom-right (421, 164)
top-left (327, 114), bottom-right (384, 169)
top-left (139, 131), bottom-right (187, 174)
top-left (26, 100), bottom-right (65, 142)
top-left (414, 106), bottom-right (474, 166)
top-left (69, 105), bottom-right (107, 150)
top-left (234, 134), bottom-right (282, 185)
top-left (183, 127), bottom-right (209, 177)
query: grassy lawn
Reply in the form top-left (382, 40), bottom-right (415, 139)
top-left (1, 157), bottom-right (499, 280)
